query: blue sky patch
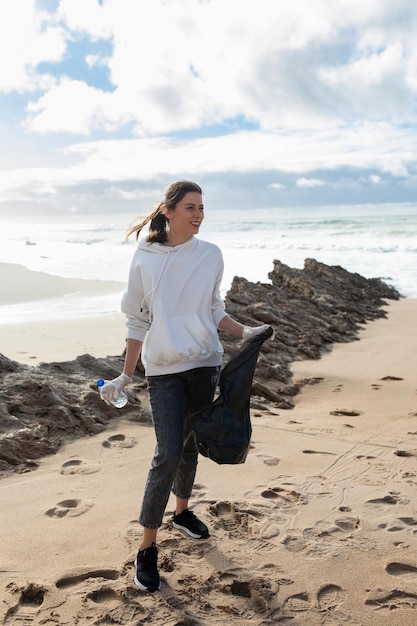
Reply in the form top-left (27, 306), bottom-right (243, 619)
top-left (37, 36), bottom-right (114, 92)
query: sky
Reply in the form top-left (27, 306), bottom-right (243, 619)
top-left (1, 0), bottom-right (417, 216)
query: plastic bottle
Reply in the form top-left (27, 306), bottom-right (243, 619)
top-left (96, 379), bottom-right (128, 408)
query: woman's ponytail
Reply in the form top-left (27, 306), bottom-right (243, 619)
top-left (126, 180), bottom-right (202, 243)
top-left (126, 202), bottom-right (169, 243)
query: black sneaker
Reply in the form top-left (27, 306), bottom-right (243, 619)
top-left (172, 509), bottom-right (209, 539)
top-left (134, 543), bottom-right (160, 592)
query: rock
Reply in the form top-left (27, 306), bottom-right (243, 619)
top-left (219, 257), bottom-right (399, 407)
top-left (0, 258), bottom-right (400, 474)
top-left (0, 353), bottom-right (148, 475)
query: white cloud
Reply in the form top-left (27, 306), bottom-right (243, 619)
top-left (0, 0), bottom-right (65, 92)
top-left (0, 120), bottom-right (415, 192)
top-left (296, 177), bottom-right (325, 188)
top-left (319, 43), bottom-right (415, 119)
top-left (57, 0), bottom-right (113, 40)
top-left (369, 175), bottom-right (382, 184)
top-left (2, 0), bottom-right (417, 214)
top-left (25, 78), bottom-right (127, 134)
top-left (11, 0), bottom-right (417, 134)
top-left (85, 54), bottom-right (109, 69)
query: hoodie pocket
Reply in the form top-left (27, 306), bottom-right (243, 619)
top-left (144, 315), bottom-right (223, 366)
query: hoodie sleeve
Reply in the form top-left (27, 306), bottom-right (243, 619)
top-left (211, 248), bottom-right (227, 327)
top-left (121, 251), bottom-right (150, 342)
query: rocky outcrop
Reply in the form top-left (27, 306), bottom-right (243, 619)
top-left (0, 259), bottom-right (400, 474)
top-left (0, 353), bottom-right (151, 475)
top-left (221, 258), bottom-right (399, 406)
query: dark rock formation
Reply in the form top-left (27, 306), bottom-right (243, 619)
top-left (220, 258), bottom-right (399, 407)
top-left (0, 259), bottom-right (400, 475)
top-left (0, 354), bottom-right (150, 475)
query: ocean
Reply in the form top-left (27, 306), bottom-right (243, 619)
top-left (0, 208), bottom-right (416, 323)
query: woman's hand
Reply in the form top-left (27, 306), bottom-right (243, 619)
top-left (242, 324), bottom-right (275, 340)
top-left (99, 373), bottom-right (132, 405)
top-left (218, 315), bottom-right (275, 340)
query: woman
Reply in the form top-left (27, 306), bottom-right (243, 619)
top-left (100, 181), bottom-right (269, 592)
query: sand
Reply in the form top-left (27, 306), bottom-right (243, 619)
top-left (1, 314), bottom-right (127, 365)
top-left (1, 264), bottom-right (417, 625)
top-left (0, 263), bottom-right (126, 364)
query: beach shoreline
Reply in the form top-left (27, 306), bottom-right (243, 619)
top-left (1, 262), bottom-right (417, 624)
top-left (0, 263), bottom-right (127, 364)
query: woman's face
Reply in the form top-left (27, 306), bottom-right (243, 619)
top-left (165, 191), bottom-right (204, 242)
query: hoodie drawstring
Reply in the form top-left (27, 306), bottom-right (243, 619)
top-left (140, 247), bottom-right (183, 313)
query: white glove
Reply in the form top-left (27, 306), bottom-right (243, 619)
top-left (242, 324), bottom-right (274, 340)
top-left (99, 373), bottom-right (132, 405)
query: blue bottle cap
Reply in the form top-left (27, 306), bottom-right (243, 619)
top-left (97, 379), bottom-right (105, 387)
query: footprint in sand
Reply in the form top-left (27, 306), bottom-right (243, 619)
top-left (378, 515), bottom-right (417, 534)
top-left (102, 434), bottom-right (137, 449)
top-left (386, 562), bottom-right (417, 581)
top-left (221, 577), bottom-right (271, 616)
top-left (283, 591), bottom-right (312, 612)
top-left (257, 454), bottom-right (281, 466)
top-left (207, 500), bottom-right (281, 544)
top-left (365, 588), bottom-right (417, 610)
top-left (87, 587), bottom-right (120, 606)
top-left (45, 498), bottom-right (93, 518)
top-left (84, 588), bottom-right (148, 623)
top-left (257, 520), bottom-right (283, 540)
top-left (302, 449), bottom-right (336, 456)
top-left (55, 567), bottom-right (119, 588)
top-left (282, 517), bottom-right (361, 558)
top-left (3, 583), bottom-right (47, 625)
top-left (60, 459), bottom-right (101, 475)
top-left (260, 486), bottom-right (308, 508)
top-left (317, 583), bottom-right (347, 611)
top-left (380, 375), bottom-right (404, 381)
top-left (271, 584), bottom-right (351, 623)
top-left (366, 492), bottom-right (410, 508)
top-left (334, 516), bottom-right (360, 531)
top-left (209, 501), bottom-right (244, 532)
top-left (394, 449), bottom-right (417, 457)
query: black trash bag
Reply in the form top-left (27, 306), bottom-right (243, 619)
top-left (190, 326), bottom-right (274, 465)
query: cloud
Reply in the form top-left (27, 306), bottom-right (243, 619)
top-left (25, 78), bottom-right (125, 134)
top-left (6, 0), bottom-right (417, 135)
top-left (85, 53), bottom-right (109, 69)
top-left (1, 119), bottom-right (417, 215)
top-left (367, 174), bottom-right (382, 184)
top-left (59, 122), bottom-right (417, 180)
top-left (1, 0), bottom-right (417, 215)
top-left (296, 177), bottom-right (325, 188)
top-left (319, 43), bottom-right (415, 120)
top-left (56, 0), bottom-right (113, 39)
top-left (0, 0), bottom-right (65, 93)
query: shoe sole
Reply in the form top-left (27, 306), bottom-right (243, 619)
top-left (172, 521), bottom-right (209, 539)
top-left (134, 573), bottom-right (160, 592)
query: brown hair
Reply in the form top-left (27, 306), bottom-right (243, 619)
top-left (126, 180), bottom-right (203, 243)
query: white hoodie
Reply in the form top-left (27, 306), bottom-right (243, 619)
top-left (121, 236), bottom-right (228, 376)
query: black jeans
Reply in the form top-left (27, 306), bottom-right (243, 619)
top-left (139, 366), bottom-right (220, 529)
